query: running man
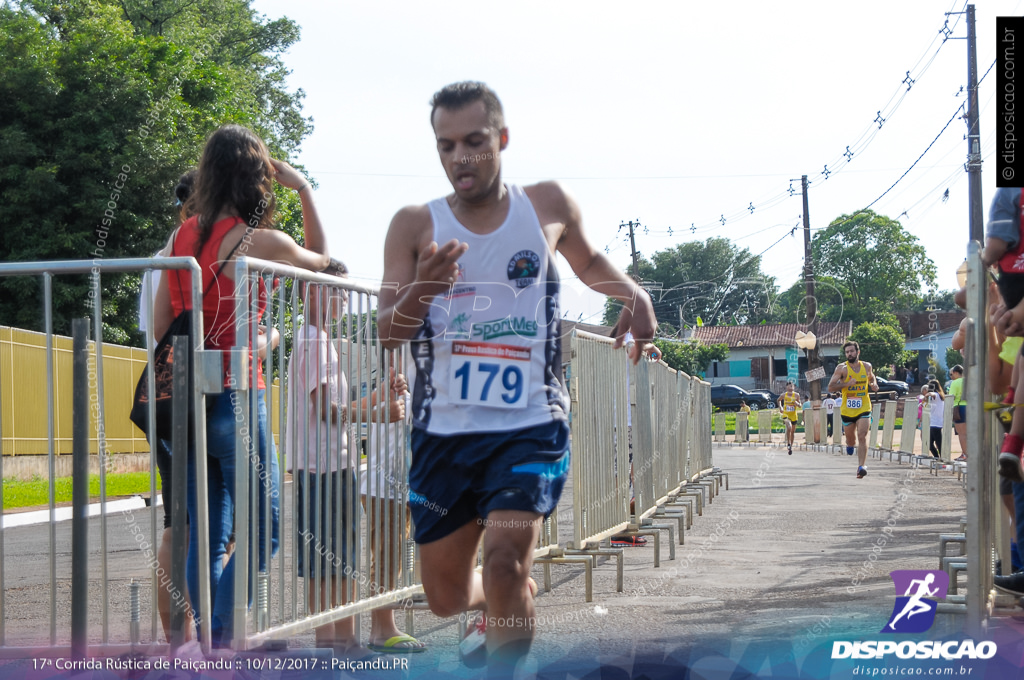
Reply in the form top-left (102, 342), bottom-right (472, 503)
top-left (828, 340), bottom-right (879, 479)
top-left (886, 573), bottom-right (940, 631)
top-left (377, 82), bottom-right (657, 674)
top-left (780, 381), bottom-right (800, 455)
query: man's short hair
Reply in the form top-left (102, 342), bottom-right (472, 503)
top-left (843, 340), bottom-right (860, 353)
top-left (430, 81), bottom-right (505, 131)
top-left (951, 364), bottom-right (964, 375)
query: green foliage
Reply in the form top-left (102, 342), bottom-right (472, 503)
top-left (911, 290), bottom-right (958, 312)
top-left (848, 321), bottom-right (913, 370)
top-left (0, 0), bottom-right (311, 345)
top-left (603, 238), bottom-right (777, 330)
top-left (652, 337), bottom-right (729, 377)
top-left (874, 365), bottom-right (892, 379)
top-left (946, 346), bottom-right (964, 370)
top-left (811, 210), bottom-right (937, 316)
top-left (755, 212), bottom-right (941, 329)
top-left (771, 276), bottom-right (852, 325)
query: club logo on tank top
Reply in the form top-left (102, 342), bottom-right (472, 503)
top-left (507, 250), bottom-right (541, 288)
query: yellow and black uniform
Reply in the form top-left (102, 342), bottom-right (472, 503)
top-left (781, 392), bottom-right (800, 423)
top-left (840, 361), bottom-right (871, 424)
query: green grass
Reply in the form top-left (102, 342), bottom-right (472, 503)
top-left (712, 412), bottom-right (905, 435)
top-left (2, 472), bottom-right (159, 510)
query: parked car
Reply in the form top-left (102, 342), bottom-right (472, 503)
top-left (875, 378), bottom-right (909, 398)
top-left (748, 388), bottom-right (779, 408)
top-left (710, 384), bottom-right (775, 411)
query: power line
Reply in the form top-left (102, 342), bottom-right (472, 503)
top-left (859, 103), bottom-right (965, 214)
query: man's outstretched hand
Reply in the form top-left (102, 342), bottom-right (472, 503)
top-left (610, 291), bottom-right (658, 365)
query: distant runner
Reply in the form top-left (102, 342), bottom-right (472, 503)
top-left (828, 340), bottom-right (878, 479)
top-left (780, 381), bottom-right (800, 455)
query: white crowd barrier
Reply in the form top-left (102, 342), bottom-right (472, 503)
top-left (0, 258), bottom-right (722, 653)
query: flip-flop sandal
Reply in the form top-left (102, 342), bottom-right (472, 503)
top-left (367, 634), bottom-right (427, 654)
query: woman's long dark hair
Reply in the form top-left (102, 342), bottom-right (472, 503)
top-left (184, 124), bottom-right (276, 256)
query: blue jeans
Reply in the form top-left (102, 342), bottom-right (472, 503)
top-left (187, 389), bottom-right (280, 646)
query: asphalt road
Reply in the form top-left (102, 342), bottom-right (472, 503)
top-left (0, 443), bottom-right (990, 678)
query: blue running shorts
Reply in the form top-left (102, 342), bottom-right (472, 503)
top-left (409, 420), bottom-right (569, 544)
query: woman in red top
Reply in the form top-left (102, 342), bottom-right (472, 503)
top-left (154, 124), bottom-right (329, 646)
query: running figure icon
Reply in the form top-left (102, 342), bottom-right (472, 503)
top-left (886, 573), bottom-right (939, 631)
top-left (880, 570), bottom-right (948, 634)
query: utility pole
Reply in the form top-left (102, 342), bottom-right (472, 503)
top-left (963, 5), bottom-right (988, 636)
top-left (620, 219), bottom-right (642, 282)
top-left (966, 4), bottom-right (984, 242)
top-left (799, 175), bottom-right (822, 403)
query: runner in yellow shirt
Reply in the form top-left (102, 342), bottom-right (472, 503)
top-left (780, 380), bottom-right (801, 455)
top-left (828, 340), bottom-right (879, 479)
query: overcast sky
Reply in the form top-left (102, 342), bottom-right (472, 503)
top-left (250, 0), bottom-right (1024, 326)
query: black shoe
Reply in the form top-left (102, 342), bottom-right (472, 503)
top-left (999, 451), bottom-right (1024, 483)
top-left (788, 446), bottom-right (792, 455)
top-left (995, 571), bottom-right (1024, 596)
top-left (857, 467), bottom-right (867, 479)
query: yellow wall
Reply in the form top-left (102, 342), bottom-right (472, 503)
top-left (1, 326), bottom-right (280, 456)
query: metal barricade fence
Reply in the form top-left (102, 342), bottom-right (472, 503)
top-left (560, 332), bottom-right (715, 573)
top-left (0, 257), bottom-right (723, 650)
top-left (896, 397), bottom-right (918, 461)
top-left (675, 372), bottom-right (693, 481)
top-left (816, 407), bottom-right (829, 447)
top-left (630, 357), bottom-right (657, 523)
top-left (651, 361), bottom-right (682, 502)
top-left (694, 381), bottom-right (713, 473)
top-left (757, 410), bottom-right (773, 443)
top-left (226, 257), bottom-right (421, 651)
top-left (880, 400), bottom-right (897, 452)
top-left (868, 402), bottom-right (882, 451)
top-left (0, 257), bottom-right (211, 656)
top-left (713, 412), bottom-right (726, 442)
top-left (941, 397), bottom-right (954, 461)
top-left (831, 409), bottom-right (842, 451)
top-left (564, 330), bottom-right (630, 547)
top-left (962, 243), bottom-right (995, 632)
top-left (735, 412), bottom-right (749, 443)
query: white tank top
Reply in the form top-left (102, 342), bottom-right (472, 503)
top-left (409, 184), bottom-right (569, 435)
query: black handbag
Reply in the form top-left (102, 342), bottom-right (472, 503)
top-left (130, 232), bottom-right (244, 443)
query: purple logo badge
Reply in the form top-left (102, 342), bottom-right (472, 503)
top-left (881, 570), bottom-right (949, 634)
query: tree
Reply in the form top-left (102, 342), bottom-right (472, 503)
top-left (910, 289), bottom-right (958, 312)
top-left (812, 210), bottom-right (937, 316)
top-left (946, 347), bottom-right (964, 370)
top-left (652, 338), bottom-right (729, 377)
top-left (603, 238), bottom-right (778, 331)
top-left (770, 275), bottom-right (851, 325)
top-left (0, 0), bottom-right (310, 344)
top-left (848, 321), bottom-right (913, 372)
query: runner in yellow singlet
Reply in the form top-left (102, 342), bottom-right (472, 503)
top-left (828, 340), bottom-right (878, 479)
top-left (781, 381), bottom-right (801, 455)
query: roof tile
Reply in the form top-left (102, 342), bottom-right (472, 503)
top-left (689, 321), bottom-right (853, 349)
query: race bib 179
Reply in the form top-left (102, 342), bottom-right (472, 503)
top-left (449, 341), bottom-right (531, 409)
